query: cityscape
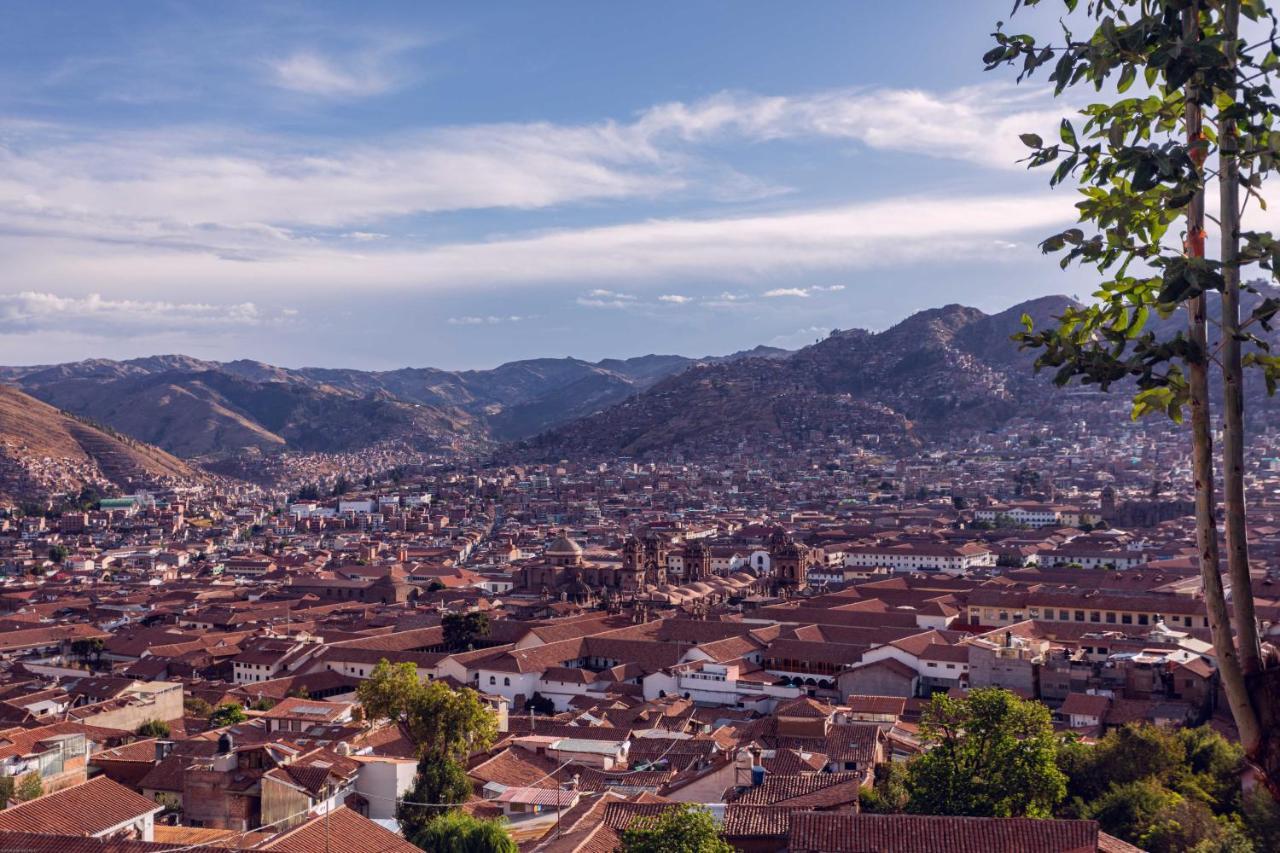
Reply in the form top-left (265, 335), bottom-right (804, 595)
top-left (2, 2), bottom-right (1280, 852)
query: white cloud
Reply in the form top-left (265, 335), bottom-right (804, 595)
top-left (268, 52), bottom-right (397, 97)
top-left (0, 291), bottom-right (289, 336)
top-left (764, 283), bottom-right (847, 298)
top-left (2, 193), bottom-right (1073, 296)
top-left (446, 314), bottom-right (528, 325)
top-left (658, 294), bottom-right (692, 304)
top-left (577, 289), bottom-right (638, 309)
top-left (637, 84), bottom-right (1068, 170)
top-left (0, 82), bottom-right (1069, 259)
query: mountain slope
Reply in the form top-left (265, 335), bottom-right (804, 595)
top-left (2, 347), bottom-right (788, 456)
top-left (523, 295), bottom-right (1085, 459)
top-left (0, 385), bottom-right (198, 501)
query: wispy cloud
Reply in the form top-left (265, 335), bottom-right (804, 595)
top-left (576, 289), bottom-right (638, 309)
top-left (763, 284), bottom-right (846, 298)
top-left (2, 193), bottom-right (1073, 296)
top-left (658, 294), bottom-right (692, 304)
top-left (446, 314), bottom-right (529, 325)
top-left (268, 52), bottom-right (397, 97)
top-left (0, 291), bottom-right (292, 336)
top-left (0, 83), bottom-right (1066, 261)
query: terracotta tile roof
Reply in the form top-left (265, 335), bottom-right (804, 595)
top-left (787, 813), bottom-right (1101, 853)
top-left (0, 832), bottom-right (231, 851)
top-left (732, 772), bottom-right (863, 807)
top-left (722, 804), bottom-right (804, 838)
top-left (260, 806), bottom-right (418, 852)
top-left (0, 776), bottom-right (162, 837)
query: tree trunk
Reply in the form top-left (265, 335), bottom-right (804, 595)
top-left (1217, 0), bottom-right (1263, 679)
top-left (1182, 0), bottom-right (1264, 766)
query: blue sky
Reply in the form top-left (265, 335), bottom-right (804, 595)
top-left (0, 1), bottom-right (1102, 369)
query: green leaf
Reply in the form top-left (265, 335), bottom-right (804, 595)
top-left (1019, 132), bottom-right (1044, 148)
top-left (1059, 119), bottom-right (1077, 148)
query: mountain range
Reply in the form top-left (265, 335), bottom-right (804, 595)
top-left (0, 346), bottom-right (790, 460)
top-left (7, 288), bottom-right (1277, 494)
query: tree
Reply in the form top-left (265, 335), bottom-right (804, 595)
top-left (357, 658), bottom-right (497, 759)
top-left (135, 719), bottom-right (171, 738)
top-left (860, 760), bottom-right (910, 814)
top-left (209, 702), bottom-right (248, 727)
top-left (985, 0), bottom-right (1280, 788)
top-left (70, 637), bottom-right (104, 670)
top-left (184, 696), bottom-right (213, 717)
top-left (15, 772), bottom-right (42, 803)
top-left (618, 804), bottom-right (733, 853)
top-left (397, 753), bottom-right (474, 839)
top-left (405, 810), bottom-right (516, 853)
top-left (0, 776), bottom-right (13, 809)
top-left (905, 688), bottom-right (1065, 818)
top-left (47, 545), bottom-right (69, 564)
top-left (442, 612), bottom-right (490, 652)
top-left (358, 659), bottom-right (425, 724)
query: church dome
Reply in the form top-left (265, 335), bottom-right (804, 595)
top-left (546, 533), bottom-right (584, 557)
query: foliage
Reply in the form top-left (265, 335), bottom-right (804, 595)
top-left (15, 772), bottom-right (42, 802)
top-left (357, 658), bottom-right (497, 760)
top-left (183, 696), bottom-right (213, 717)
top-left (860, 760), bottom-right (910, 814)
top-left (47, 545), bottom-right (69, 564)
top-left (250, 697), bottom-right (276, 711)
top-left (524, 692), bottom-right (555, 715)
top-left (1057, 724), bottom-right (1253, 849)
top-left (0, 776), bottom-right (12, 809)
top-left (397, 752), bottom-right (474, 841)
top-left (135, 719), bottom-right (171, 738)
top-left (405, 810), bottom-right (516, 853)
top-left (985, 0), bottom-right (1279, 778)
top-left (70, 638), bottom-right (105, 669)
top-left (209, 702), bottom-right (248, 727)
top-left (442, 611), bottom-right (490, 652)
top-left (618, 804), bottom-right (734, 853)
top-left (905, 688), bottom-right (1065, 817)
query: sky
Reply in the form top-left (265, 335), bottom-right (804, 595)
top-left (0, 1), bottom-right (1108, 370)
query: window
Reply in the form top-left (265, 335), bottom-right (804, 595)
top-left (1106, 612), bottom-right (1116, 624)
top-left (503, 677), bottom-right (510, 686)
top-left (489, 676), bottom-right (496, 685)
top-left (1138, 614), bottom-right (1149, 625)
top-left (1122, 614), bottom-right (1133, 625)
top-left (1090, 611), bottom-right (1100, 623)
top-left (1074, 610), bottom-right (1085, 622)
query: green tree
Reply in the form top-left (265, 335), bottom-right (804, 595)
top-left (0, 776), bottom-right (13, 809)
top-left (15, 772), bottom-right (42, 802)
top-left (905, 688), bottom-right (1065, 817)
top-left (70, 637), bottom-right (105, 670)
top-left (184, 696), bottom-right (213, 717)
top-left (357, 658), bottom-right (497, 760)
top-left (619, 804), bottom-right (733, 853)
top-left (860, 760), bottom-right (910, 814)
top-left (406, 810), bottom-right (516, 853)
top-left (358, 659), bottom-right (425, 724)
top-left (135, 719), bottom-right (171, 738)
top-left (985, 0), bottom-right (1280, 783)
top-left (442, 611), bottom-right (490, 652)
top-left (209, 702), bottom-right (248, 727)
top-left (47, 544), bottom-right (69, 564)
top-left (396, 752), bottom-right (474, 838)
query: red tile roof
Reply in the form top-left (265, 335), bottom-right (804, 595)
top-left (0, 776), bottom-right (162, 837)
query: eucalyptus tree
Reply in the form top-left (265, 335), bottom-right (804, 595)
top-left (984, 0), bottom-right (1280, 790)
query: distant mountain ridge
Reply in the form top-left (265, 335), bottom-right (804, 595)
top-left (0, 346), bottom-right (792, 458)
top-left (521, 295), bottom-right (1086, 459)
